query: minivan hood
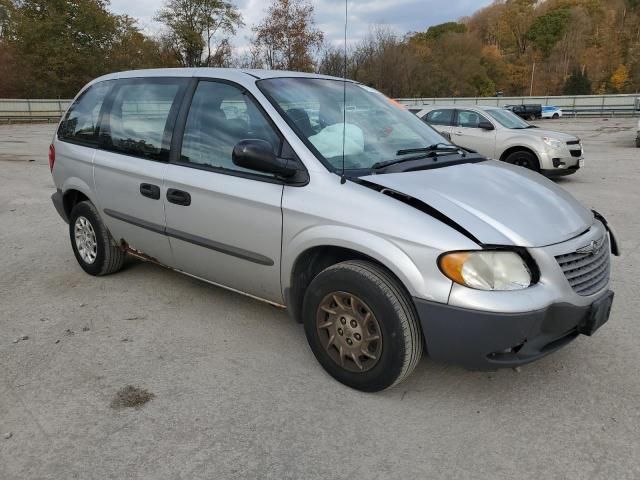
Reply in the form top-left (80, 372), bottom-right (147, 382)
top-left (361, 160), bottom-right (593, 247)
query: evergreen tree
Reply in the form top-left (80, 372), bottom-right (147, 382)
top-left (563, 68), bottom-right (592, 95)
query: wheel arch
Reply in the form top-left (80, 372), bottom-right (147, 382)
top-left (282, 228), bottom-right (427, 323)
top-left (61, 178), bottom-right (97, 218)
top-left (499, 145), bottom-right (540, 167)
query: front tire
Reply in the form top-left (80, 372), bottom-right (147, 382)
top-left (69, 201), bottom-right (126, 276)
top-left (302, 260), bottom-right (423, 392)
top-left (504, 150), bottom-right (540, 172)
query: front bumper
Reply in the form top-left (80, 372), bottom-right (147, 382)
top-left (415, 290), bottom-right (613, 370)
top-left (539, 147), bottom-right (582, 175)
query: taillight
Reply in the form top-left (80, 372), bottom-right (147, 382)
top-left (48, 144), bottom-right (55, 171)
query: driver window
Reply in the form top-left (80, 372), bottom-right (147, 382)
top-left (180, 81), bottom-right (281, 175)
top-left (457, 110), bottom-right (490, 129)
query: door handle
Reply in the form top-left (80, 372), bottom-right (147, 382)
top-left (140, 183), bottom-right (160, 200)
top-left (453, 131), bottom-right (463, 136)
top-left (166, 188), bottom-right (191, 206)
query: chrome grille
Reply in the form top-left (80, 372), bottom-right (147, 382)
top-left (555, 235), bottom-right (610, 296)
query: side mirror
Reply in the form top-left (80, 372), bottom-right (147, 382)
top-left (232, 139), bottom-right (296, 177)
top-left (478, 121), bottom-right (495, 131)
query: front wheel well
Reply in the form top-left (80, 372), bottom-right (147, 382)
top-left (286, 246), bottom-right (408, 323)
top-left (500, 146), bottom-right (540, 168)
top-left (62, 189), bottom-right (90, 218)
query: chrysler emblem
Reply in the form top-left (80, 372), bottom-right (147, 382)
top-left (576, 238), bottom-right (604, 256)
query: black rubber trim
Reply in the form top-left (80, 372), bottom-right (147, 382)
top-left (51, 189), bottom-right (69, 223)
top-left (592, 210), bottom-right (621, 256)
top-left (103, 208), bottom-right (165, 235)
top-left (165, 228), bottom-right (274, 266)
top-left (102, 208), bottom-right (274, 266)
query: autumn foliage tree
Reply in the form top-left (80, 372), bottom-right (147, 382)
top-left (251, 0), bottom-right (324, 72)
top-left (155, 0), bottom-right (242, 67)
top-left (0, 0), bottom-right (177, 98)
top-left (318, 0), bottom-right (640, 98)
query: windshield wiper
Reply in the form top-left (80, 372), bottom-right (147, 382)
top-left (396, 143), bottom-right (460, 156)
top-left (372, 144), bottom-right (463, 171)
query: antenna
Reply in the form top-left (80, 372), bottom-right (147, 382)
top-left (340, 0), bottom-right (348, 184)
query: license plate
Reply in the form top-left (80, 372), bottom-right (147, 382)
top-left (579, 291), bottom-right (614, 336)
top-left (579, 158), bottom-right (585, 167)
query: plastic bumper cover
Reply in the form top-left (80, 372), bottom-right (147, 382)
top-left (51, 189), bottom-right (68, 223)
top-left (414, 290), bottom-right (613, 370)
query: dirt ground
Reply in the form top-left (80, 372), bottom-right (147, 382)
top-left (1, 117), bottom-right (639, 479)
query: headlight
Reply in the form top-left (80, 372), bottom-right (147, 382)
top-left (543, 136), bottom-right (564, 150)
top-left (439, 251), bottom-right (532, 291)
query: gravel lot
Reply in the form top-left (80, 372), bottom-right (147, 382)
top-left (1, 118), bottom-right (639, 479)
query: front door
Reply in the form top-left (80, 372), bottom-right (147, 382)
top-left (163, 80), bottom-right (285, 303)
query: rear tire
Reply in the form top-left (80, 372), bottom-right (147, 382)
top-left (69, 201), bottom-right (125, 276)
top-left (552, 113), bottom-right (560, 119)
top-left (302, 260), bottom-right (423, 392)
top-left (504, 150), bottom-right (540, 172)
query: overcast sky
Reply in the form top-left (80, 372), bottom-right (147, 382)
top-left (109, 0), bottom-right (493, 52)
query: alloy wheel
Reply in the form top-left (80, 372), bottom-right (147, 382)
top-left (74, 216), bottom-right (97, 264)
top-left (315, 292), bottom-right (382, 373)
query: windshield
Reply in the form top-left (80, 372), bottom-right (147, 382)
top-left (258, 78), bottom-right (449, 172)
top-left (486, 109), bottom-right (531, 129)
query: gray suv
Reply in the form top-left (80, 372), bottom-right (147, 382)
top-left (417, 105), bottom-right (584, 176)
top-left (50, 69), bottom-right (618, 391)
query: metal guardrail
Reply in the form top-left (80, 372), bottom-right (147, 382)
top-left (398, 94), bottom-right (640, 117)
top-left (1, 94), bottom-right (639, 121)
top-left (0, 99), bottom-right (72, 122)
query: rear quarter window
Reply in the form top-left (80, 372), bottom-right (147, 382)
top-left (58, 81), bottom-right (113, 146)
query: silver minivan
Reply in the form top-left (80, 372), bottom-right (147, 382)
top-left (50, 69), bottom-right (618, 391)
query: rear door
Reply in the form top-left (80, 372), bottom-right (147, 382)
top-left (93, 77), bottom-right (189, 264)
top-left (451, 109), bottom-right (497, 158)
top-left (163, 79), bottom-right (285, 303)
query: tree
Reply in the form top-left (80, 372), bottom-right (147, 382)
top-left (411, 22), bottom-right (467, 44)
top-left (11, 0), bottom-right (123, 97)
top-left (609, 64), bottom-right (629, 92)
top-left (563, 67), bottom-right (592, 95)
top-left (317, 45), bottom-right (347, 77)
top-left (498, 0), bottom-right (536, 55)
top-left (0, 0), bottom-right (14, 38)
top-left (527, 8), bottom-right (571, 57)
top-left (251, 0), bottom-right (324, 72)
top-left (155, 0), bottom-right (243, 67)
top-left (3, 0), bottom-right (175, 98)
